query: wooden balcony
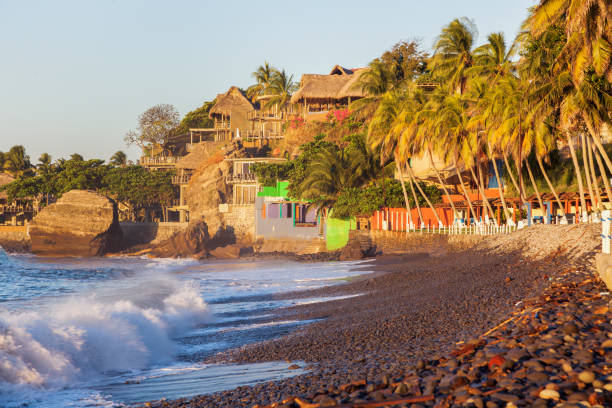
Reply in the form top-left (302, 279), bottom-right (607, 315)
top-left (245, 130), bottom-right (284, 140)
top-left (140, 156), bottom-right (179, 167)
top-left (172, 174), bottom-right (191, 185)
top-left (247, 110), bottom-right (297, 121)
top-left (226, 172), bottom-right (256, 184)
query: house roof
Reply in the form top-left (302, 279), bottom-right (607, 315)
top-left (290, 66), bottom-right (367, 104)
top-left (209, 86), bottom-right (255, 117)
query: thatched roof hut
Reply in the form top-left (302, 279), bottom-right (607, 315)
top-left (209, 87), bottom-right (255, 118)
top-left (0, 173), bottom-right (15, 200)
top-left (290, 66), bottom-right (367, 105)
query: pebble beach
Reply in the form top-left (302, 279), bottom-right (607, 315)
top-left (143, 224), bottom-right (611, 408)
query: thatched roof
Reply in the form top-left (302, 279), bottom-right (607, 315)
top-left (209, 87), bottom-right (255, 117)
top-left (0, 173), bottom-right (15, 200)
top-left (291, 66), bottom-right (367, 104)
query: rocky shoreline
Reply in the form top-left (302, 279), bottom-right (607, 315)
top-left (142, 224), bottom-right (610, 408)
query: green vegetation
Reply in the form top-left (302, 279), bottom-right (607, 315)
top-left (1, 146), bottom-right (175, 220)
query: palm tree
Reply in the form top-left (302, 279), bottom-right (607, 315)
top-left (351, 59), bottom-right (395, 111)
top-left (3, 145), bottom-right (32, 178)
top-left (246, 62), bottom-right (277, 101)
top-left (472, 32), bottom-right (516, 82)
top-left (431, 17), bottom-right (477, 95)
top-left (263, 69), bottom-right (298, 114)
top-left (368, 91), bottom-right (415, 227)
top-left (529, 0), bottom-right (612, 82)
top-left (299, 146), bottom-right (363, 211)
top-left (110, 151), bottom-right (127, 167)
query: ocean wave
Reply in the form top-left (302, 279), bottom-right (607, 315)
top-left (0, 276), bottom-right (210, 388)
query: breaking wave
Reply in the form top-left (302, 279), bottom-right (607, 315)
top-left (0, 275), bottom-right (210, 388)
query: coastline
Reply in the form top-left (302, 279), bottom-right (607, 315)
top-left (144, 224), bottom-right (608, 408)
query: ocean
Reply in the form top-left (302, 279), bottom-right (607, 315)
top-left (0, 248), bottom-right (368, 407)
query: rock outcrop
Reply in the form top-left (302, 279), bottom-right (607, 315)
top-left (29, 190), bottom-right (123, 257)
top-left (149, 141), bottom-right (252, 258)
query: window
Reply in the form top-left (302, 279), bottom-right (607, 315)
top-left (234, 185), bottom-right (257, 204)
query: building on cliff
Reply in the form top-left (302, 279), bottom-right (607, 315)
top-left (290, 65), bottom-right (367, 121)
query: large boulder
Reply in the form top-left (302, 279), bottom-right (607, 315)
top-left (29, 190), bottom-right (123, 257)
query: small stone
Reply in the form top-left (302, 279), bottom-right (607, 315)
top-left (505, 403), bottom-right (517, 408)
top-left (527, 372), bottom-right (549, 383)
top-left (578, 371), bottom-right (596, 384)
top-left (491, 393), bottom-right (519, 403)
top-left (562, 322), bottom-right (579, 335)
top-left (485, 401), bottom-right (498, 408)
top-left (592, 380), bottom-right (604, 388)
top-left (602, 339), bottom-right (612, 349)
top-left (394, 383), bottom-right (408, 395)
top-left (572, 350), bottom-right (594, 364)
top-left (604, 383), bottom-right (612, 391)
top-left (539, 389), bottom-right (560, 400)
top-left (562, 363), bottom-right (574, 373)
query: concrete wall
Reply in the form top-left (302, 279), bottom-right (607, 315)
top-left (220, 204), bottom-right (255, 241)
top-left (120, 222), bottom-right (188, 247)
top-left (350, 229), bottom-right (485, 256)
top-left (255, 197), bottom-right (321, 240)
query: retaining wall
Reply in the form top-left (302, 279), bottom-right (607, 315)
top-left (221, 204), bottom-right (255, 241)
top-left (351, 229), bottom-right (485, 257)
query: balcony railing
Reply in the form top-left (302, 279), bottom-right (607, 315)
top-left (140, 156), bottom-right (178, 166)
top-left (247, 110), bottom-right (297, 121)
top-left (172, 174), bottom-right (191, 185)
top-left (226, 173), bottom-right (256, 184)
top-left (245, 130), bottom-right (284, 140)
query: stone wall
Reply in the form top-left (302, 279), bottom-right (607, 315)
top-left (220, 204), bottom-right (255, 242)
top-left (351, 229), bottom-right (485, 257)
top-left (120, 222), bottom-right (188, 247)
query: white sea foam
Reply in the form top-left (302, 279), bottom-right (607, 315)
top-left (0, 275), bottom-right (210, 389)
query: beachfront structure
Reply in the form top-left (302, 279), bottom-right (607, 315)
top-left (291, 65), bottom-right (367, 120)
top-left (245, 95), bottom-right (296, 143)
top-left (208, 86), bottom-right (255, 142)
top-left (225, 157), bottom-right (287, 205)
top-left (255, 181), bottom-right (324, 241)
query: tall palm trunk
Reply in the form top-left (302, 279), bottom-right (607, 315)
top-left (394, 153), bottom-right (414, 228)
top-left (477, 161), bottom-right (496, 221)
top-left (453, 156), bottom-right (476, 223)
top-left (592, 140), bottom-right (612, 211)
top-left (406, 165), bottom-right (424, 227)
top-left (536, 155), bottom-right (566, 217)
top-left (567, 133), bottom-right (587, 219)
top-left (525, 159), bottom-right (545, 218)
top-left (406, 164), bottom-right (444, 226)
top-left (469, 166), bottom-right (495, 222)
top-left (429, 149), bottom-right (458, 221)
top-left (587, 136), bottom-right (603, 211)
top-left (582, 133), bottom-right (596, 212)
top-left (490, 151), bottom-right (512, 222)
top-left (503, 154), bottom-right (523, 200)
top-left (586, 120), bottom-right (612, 176)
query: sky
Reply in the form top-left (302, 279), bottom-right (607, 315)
top-left (0, 0), bottom-right (538, 163)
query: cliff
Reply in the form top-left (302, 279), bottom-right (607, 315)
top-left (150, 142), bottom-right (251, 258)
top-left (29, 190), bottom-right (123, 257)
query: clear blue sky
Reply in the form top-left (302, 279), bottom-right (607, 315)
top-left (0, 0), bottom-right (537, 163)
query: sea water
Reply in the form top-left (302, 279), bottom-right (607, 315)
top-left (0, 248), bottom-right (369, 407)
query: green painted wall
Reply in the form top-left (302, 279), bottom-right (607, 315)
top-left (326, 216), bottom-right (356, 251)
top-left (257, 181), bottom-right (289, 198)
